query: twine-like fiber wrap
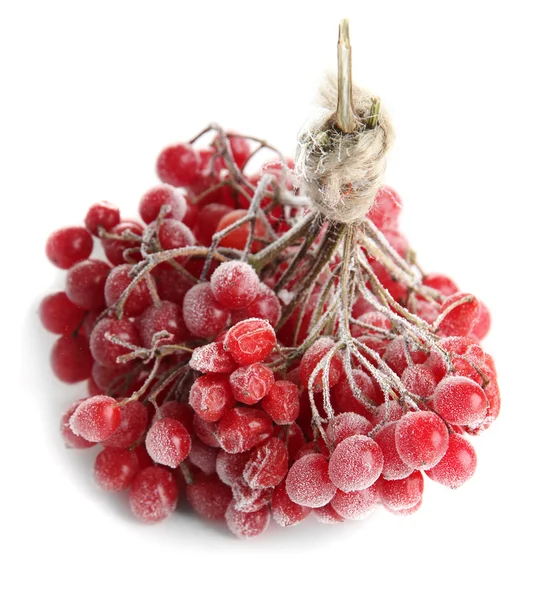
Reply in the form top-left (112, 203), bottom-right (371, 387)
top-left (296, 74), bottom-right (394, 223)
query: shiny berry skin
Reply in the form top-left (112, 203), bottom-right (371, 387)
top-left (84, 201), bottom-right (120, 236)
top-left (189, 341), bottom-right (236, 374)
top-left (129, 466), bottom-right (179, 523)
top-left (65, 259), bottom-right (110, 310)
top-left (90, 318), bottom-right (142, 368)
top-left (104, 264), bottom-right (152, 317)
top-left (328, 434), bottom-right (383, 492)
top-left (299, 337), bottom-right (343, 391)
top-left (94, 447), bottom-right (139, 491)
top-left (101, 221), bottom-right (143, 265)
top-left (271, 481), bottom-right (311, 527)
top-left (51, 335), bottom-right (93, 383)
top-left (156, 143), bottom-right (201, 187)
top-left (217, 407), bottom-right (273, 454)
top-left (379, 470), bottom-right (424, 512)
top-left (224, 318), bottom-right (276, 365)
top-left (285, 454), bottom-right (337, 508)
top-left (39, 292), bottom-right (86, 335)
top-left (139, 300), bottom-right (188, 348)
top-left (139, 185), bottom-right (186, 223)
top-left (395, 411), bottom-right (449, 469)
top-left (243, 437), bottom-right (289, 489)
top-left (373, 421), bottom-right (414, 480)
top-left (216, 209), bottom-right (268, 252)
top-left (69, 395), bottom-right (121, 442)
top-left (225, 501), bottom-right (270, 539)
top-left (432, 376), bottom-right (488, 426)
top-left (102, 401), bottom-right (148, 449)
top-left (145, 417), bottom-right (191, 468)
top-left (232, 283), bottom-right (282, 327)
top-left (186, 475), bottom-right (233, 521)
top-left (229, 363), bottom-right (274, 405)
top-left (157, 219), bottom-right (195, 252)
top-left (262, 380), bottom-right (299, 424)
top-left (210, 261), bottom-right (260, 309)
top-left (46, 226), bottom-right (93, 269)
top-left (188, 374), bottom-right (235, 422)
top-left (436, 292), bottom-right (480, 337)
top-left (330, 483), bottom-right (379, 520)
top-left (425, 434), bottom-right (477, 488)
top-left (183, 283), bottom-right (230, 338)
top-left (60, 400), bottom-right (96, 449)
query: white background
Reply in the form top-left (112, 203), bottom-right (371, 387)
top-left (1, 1), bottom-right (531, 599)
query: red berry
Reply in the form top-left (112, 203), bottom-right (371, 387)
top-left (401, 365), bottom-right (437, 398)
top-left (157, 219), bottom-right (195, 253)
top-left (472, 301), bottom-right (491, 340)
top-left (145, 417), bottom-right (191, 468)
top-left (189, 342), bottom-right (237, 374)
top-left (227, 134), bottom-right (251, 168)
top-left (60, 400), bottom-right (96, 449)
top-left (332, 369), bottom-right (378, 419)
top-left (367, 186), bottom-right (403, 230)
top-left (383, 336), bottom-right (427, 376)
top-left (69, 395), bottom-right (121, 442)
top-left (326, 413), bottom-right (373, 446)
top-left (104, 264), bottom-right (152, 317)
top-left (129, 466), bottom-right (178, 523)
top-left (232, 283), bottom-right (282, 327)
top-left (422, 273), bottom-right (459, 297)
top-left (193, 415), bottom-right (220, 448)
top-left (101, 221), bottom-right (143, 265)
top-left (188, 374), bottom-right (235, 422)
top-left (379, 470), bottom-right (424, 512)
top-left (139, 301), bottom-right (188, 348)
top-left (231, 479), bottom-right (273, 513)
top-left (139, 185), bottom-right (186, 224)
top-left (285, 454), bottom-right (337, 508)
top-left (436, 292), bottom-right (480, 337)
top-left (350, 311), bottom-right (392, 338)
top-left (314, 503), bottom-right (345, 524)
top-left (216, 209), bottom-right (268, 252)
top-left (84, 201), bottom-right (120, 236)
top-left (243, 437), bottom-right (289, 489)
top-left (65, 259), bottom-right (110, 310)
top-left (183, 283), bottom-right (230, 338)
top-left (299, 337), bottom-right (343, 391)
top-left (153, 265), bottom-right (194, 304)
top-left (186, 475), bottom-right (233, 520)
top-left (432, 376), bottom-right (488, 426)
top-left (194, 203), bottom-right (233, 245)
top-left (39, 292), bottom-right (86, 335)
top-left (216, 449), bottom-right (251, 486)
top-left (328, 434), bottom-right (383, 492)
top-left (262, 380), bottom-right (300, 424)
top-left (225, 501), bottom-right (270, 539)
top-left (188, 439), bottom-right (218, 475)
top-left (51, 335), bottom-right (93, 383)
top-left (425, 434), bottom-right (477, 488)
top-left (94, 447), bottom-right (139, 491)
top-left (217, 407), bottom-right (273, 454)
top-left (90, 317), bottom-right (141, 368)
top-left (102, 401), bottom-right (148, 449)
top-left (229, 363), bottom-right (275, 405)
top-left (210, 261), bottom-right (260, 309)
top-left (271, 481), bottom-right (311, 527)
top-left (330, 483), bottom-right (380, 520)
top-left (224, 318), bottom-right (276, 365)
top-left (373, 421), bottom-right (414, 480)
top-left (46, 226), bottom-right (93, 269)
top-left (157, 143), bottom-right (201, 187)
top-left (395, 411), bottom-right (449, 469)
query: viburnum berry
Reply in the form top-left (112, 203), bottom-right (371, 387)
top-left (210, 260), bottom-right (260, 309)
top-left (51, 335), bottom-right (93, 383)
top-left (229, 363), bottom-right (274, 405)
top-left (231, 283), bottom-right (282, 327)
top-left (217, 407), bottom-right (273, 454)
top-left (90, 317), bottom-right (142, 368)
top-left (243, 437), bottom-right (289, 489)
top-left (285, 453), bottom-right (337, 508)
top-left (129, 466), bottom-right (179, 523)
top-left (330, 484), bottom-right (380, 520)
top-left (261, 380), bottom-right (300, 425)
top-left (326, 413), bottom-right (373, 446)
top-left (69, 395), bottom-right (121, 442)
top-left (104, 264), bottom-right (152, 317)
top-left (186, 474), bottom-right (233, 521)
top-left (328, 434), bottom-right (384, 492)
top-left (436, 292), bottom-right (480, 337)
top-left (193, 415), bottom-right (220, 448)
top-left (189, 342), bottom-right (236, 374)
top-left (379, 470), bottom-right (424, 512)
top-left (188, 374), bottom-right (235, 422)
top-left (60, 400), bottom-right (97, 449)
top-left (84, 201), bottom-right (121, 236)
top-left (425, 434), bottom-right (477, 488)
top-left (401, 365), bottom-right (437, 398)
top-left (367, 186), bottom-right (403, 230)
top-left (216, 449), bottom-right (252, 486)
top-left (216, 209), bottom-right (268, 252)
top-left (432, 376), bottom-right (488, 426)
top-left (157, 219), bottom-right (195, 253)
top-left (224, 318), bottom-right (276, 365)
top-left (373, 421), bottom-right (414, 480)
top-left (231, 479), bottom-right (273, 513)
top-left (94, 447), bottom-right (139, 491)
top-left (145, 417), bottom-right (191, 468)
top-left (271, 481), bottom-right (312, 527)
top-left (65, 259), bottom-right (110, 310)
top-left (225, 501), bottom-right (270, 539)
top-left (314, 503), bottom-right (345, 524)
top-left (46, 226), bottom-right (93, 269)
top-left (395, 411), bottom-right (449, 469)
top-left (139, 300), bottom-right (188, 348)
top-left (101, 221), bottom-right (143, 265)
top-left (422, 273), bottom-right (459, 297)
top-left (139, 185), bottom-right (187, 224)
top-left (156, 143), bottom-right (201, 188)
top-left (299, 337), bottom-right (343, 391)
top-left (39, 292), bottom-right (86, 335)
top-left (188, 439), bottom-right (218, 475)
top-left (183, 282), bottom-right (230, 338)
top-left (102, 401), bottom-right (148, 449)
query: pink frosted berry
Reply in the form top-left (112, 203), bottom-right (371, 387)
top-left (183, 283), bottom-right (231, 338)
top-left (432, 376), bottom-right (488, 426)
top-left (285, 453), bottom-right (337, 508)
top-left (373, 421), bottom-right (414, 480)
top-left (139, 185), bottom-right (186, 224)
top-left (129, 466), bottom-right (179, 523)
top-left (395, 411), bottom-right (449, 469)
top-left (436, 292), bottom-right (480, 337)
top-left (216, 449), bottom-right (252, 486)
top-left (188, 439), bottom-right (218, 475)
top-left (243, 437), bottom-right (289, 489)
top-left (210, 260), bottom-right (260, 309)
top-left (425, 434), bottom-right (477, 489)
top-left (313, 503), bottom-right (345, 524)
top-left (189, 342), bottom-right (236, 374)
top-left (262, 380), bottom-right (299, 424)
top-left (229, 363), bottom-right (275, 405)
top-left (94, 447), bottom-right (139, 491)
top-left (326, 413), bottom-right (373, 446)
top-left (231, 479), bottom-right (273, 513)
top-left (186, 474), bottom-right (233, 521)
top-left (379, 470), bottom-right (424, 512)
top-left (401, 365), bottom-right (437, 398)
top-left (330, 483), bottom-right (380, 520)
top-left (69, 395), bottom-right (121, 442)
top-left (271, 481), bottom-right (311, 527)
top-left (217, 407), bottom-right (273, 454)
top-left (60, 400), bottom-right (97, 449)
top-left (145, 417), bottom-right (191, 468)
top-left (225, 501), bottom-right (270, 539)
top-left (102, 401), bottom-right (148, 449)
top-left (188, 374), bottom-right (235, 422)
top-left (328, 434), bottom-right (384, 492)
top-left (224, 318), bottom-right (277, 365)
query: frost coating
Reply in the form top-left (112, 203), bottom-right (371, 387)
top-left (285, 454), bottom-right (337, 508)
top-left (145, 417), bottom-right (191, 468)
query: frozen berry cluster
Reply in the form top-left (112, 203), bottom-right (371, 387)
top-left (41, 127), bottom-right (500, 539)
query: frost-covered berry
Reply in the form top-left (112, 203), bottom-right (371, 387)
top-left (395, 411), bottom-right (449, 469)
top-left (94, 447), bottom-right (139, 491)
top-left (139, 185), bottom-right (187, 224)
top-left (243, 437), bottom-right (289, 489)
top-left (328, 435), bottom-right (383, 492)
top-left (69, 396), bottom-right (121, 442)
top-left (379, 470), bottom-right (424, 512)
top-left (104, 264), bottom-right (152, 317)
top-left (330, 484), bottom-right (379, 520)
top-left (225, 501), bottom-right (270, 539)
top-left (210, 261), bottom-right (260, 309)
top-left (373, 421), bottom-right (414, 480)
top-left (262, 380), bottom-right (299, 424)
top-left (271, 481), bottom-right (311, 527)
top-left (188, 374), bottom-right (235, 422)
top-left (432, 376), bottom-right (488, 426)
top-left (129, 466), bottom-right (179, 523)
top-left (425, 434), bottom-right (477, 489)
top-left (326, 413), bottom-right (373, 446)
top-left (285, 454), bottom-right (337, 508)
top-left (224, 318), bottom-right (276, 365)
top-left (189, 342), bottom-right (236, 374)
top-left (216, 449), bottom-right (252, 486)
top-left (229, 363), bottom-right (274, 405)
top-left (46, 226), bottom-right (93, 269)
top-left (60, 400), bottom-right (97, 449)
top-left (186, 474), bottom-right (233, 521)
top-left (102, 401), bottom-right (148, 449)
top-left (217, 407), bottom-right (273, 454)
top-left (299, 337), bottom-right (343, 391)
top-left (90, 317), bottom-right (142, 368)
top-left (145, 418), bottom-right (191, 468)
top-left (183, 283), bottom-right (230, 338)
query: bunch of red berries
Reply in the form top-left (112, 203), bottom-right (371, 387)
top-left (41, 126), bottom-right (499, 539)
